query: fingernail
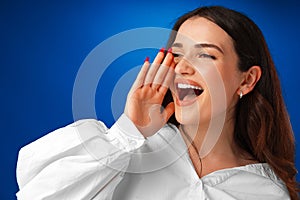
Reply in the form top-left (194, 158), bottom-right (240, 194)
top-left (159, 47), bottom-right (165, 53)
top-left (167, 48), bottom-right (172, 53)
top-left (144, 56), bottom-right (149, 62)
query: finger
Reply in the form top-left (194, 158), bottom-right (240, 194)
top-left (162, 102), bottom-right (175, 123)
top-left (152, 50), bottom-right (174, 87)
top-left (144, 48), bottom-right (165, 85)
top-left (159, 61), bottom-right (175, 93)
top-left (130, 57), bottom-right (150, 91)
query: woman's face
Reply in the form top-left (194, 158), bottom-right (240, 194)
top-left (171, 17), bottom-right (242, 126)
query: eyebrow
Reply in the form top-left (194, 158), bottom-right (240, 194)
top-left (172, 42), bottom-right (224, 54)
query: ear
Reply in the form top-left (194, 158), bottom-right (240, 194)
top-left (238, 66), bottom-right (262, 96)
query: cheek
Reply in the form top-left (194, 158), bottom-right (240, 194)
top-left (219, 53), bottom-right (241, 98)
top-left (219, 68), bottom-right (241, 101)
top-left (194, 63), bottom-right (229, 117)
top-left (199, 63), bottom-right (227, 97)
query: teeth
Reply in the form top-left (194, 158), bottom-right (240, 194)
top-left (177, 83), bottom-right (202, 90)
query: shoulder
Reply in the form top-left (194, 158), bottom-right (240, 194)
top-left (202, 163), bottom-right (290, 199)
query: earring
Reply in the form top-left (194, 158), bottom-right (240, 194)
top-left (239, 91), bottom-right (243, 99)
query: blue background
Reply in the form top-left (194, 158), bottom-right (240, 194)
top-left (1, 0), bottom-right (299, 199)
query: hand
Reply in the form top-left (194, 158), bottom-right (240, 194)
top-left (124, 49), bottom-right (175, 137)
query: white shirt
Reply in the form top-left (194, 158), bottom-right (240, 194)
top-left (16, 114), bottom-right (290, 200)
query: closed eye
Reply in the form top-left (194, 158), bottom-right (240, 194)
top-left (197, 53), bottom-right (216, 60)
top-left (172, 52), bottom-right (183, 57)
top-left (172, 52), bottom-right (183, 63)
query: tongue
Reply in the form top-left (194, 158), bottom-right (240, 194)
top-left (182, 90), bottom-right (197, 101)
top-left (183, 94), bottom-right (197, 101)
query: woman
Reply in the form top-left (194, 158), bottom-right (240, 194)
top-left (16, 6), bottom-right (298, 200)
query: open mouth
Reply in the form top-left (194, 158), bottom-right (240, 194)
top-left (175, 82), bottom-right (204, 104)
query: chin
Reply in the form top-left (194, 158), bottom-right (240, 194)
top-left (174, 106), bottom-right (201, 126)
top-left (174, 102), bottom-right (214, 128)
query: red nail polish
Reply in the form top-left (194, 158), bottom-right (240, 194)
top-left (144, 56), bottom-right (149, 62)
top-left (167, 48), bottom-right (172, 53)
top-left (159, 47), bottom-right (165, 53)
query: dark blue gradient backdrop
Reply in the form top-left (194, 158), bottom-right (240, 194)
top-left (1, 0), bottom-right (299, 199)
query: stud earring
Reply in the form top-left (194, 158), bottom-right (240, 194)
top-left (239, 91), bottom-right (243, 99)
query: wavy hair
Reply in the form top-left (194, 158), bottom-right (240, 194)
top-left (163, 6), bottom-right (299, 199)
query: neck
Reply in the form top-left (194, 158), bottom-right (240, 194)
top-left (180, 114), bottom-right (256, 177)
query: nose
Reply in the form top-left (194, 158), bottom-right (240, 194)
top-left (174, 58), bottom-right (195, 76)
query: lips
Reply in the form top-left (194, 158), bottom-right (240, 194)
top-left (174, 79), bottom-right (204, 106)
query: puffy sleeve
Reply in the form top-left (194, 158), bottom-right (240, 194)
top-left (16, 114), bottom-right (145, 200)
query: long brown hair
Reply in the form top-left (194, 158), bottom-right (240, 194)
top-left (163, 6), bottom-right (299, 199)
